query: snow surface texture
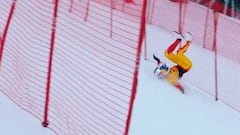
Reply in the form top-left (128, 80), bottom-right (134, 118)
top-left (1, 25), bottom-right (240, 135)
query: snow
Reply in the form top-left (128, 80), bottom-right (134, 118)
top-left (1, 25), bottom-right (240, 135)
top-left (129, 58), bottom-right (240, 135)
top-left (0, 93), bottom-right (55, 135)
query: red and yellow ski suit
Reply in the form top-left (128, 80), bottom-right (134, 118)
top-left (164, 39), bottom-right (192, 89)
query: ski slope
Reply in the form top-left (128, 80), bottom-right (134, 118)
top-left (129, 57), bottom-right (240, 135)
top-left (1, 25), bottom-right (240, 135)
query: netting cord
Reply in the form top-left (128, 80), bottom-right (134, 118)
top-left (124, 0), bottom-right (147, 135)
top-left (42, 0), bottom-right (59, 127)
top-left (213, 11), bottom-right (219, 101)
top-left (0, 0), bottom-right (17, 66)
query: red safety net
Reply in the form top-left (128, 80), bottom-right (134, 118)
top-left (0, 0), bottom-right (146, 135)
top-left (145, 0), bottom-right (240, 112)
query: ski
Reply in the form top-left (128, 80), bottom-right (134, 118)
top-left (174, 83), bottom-right (184, 94)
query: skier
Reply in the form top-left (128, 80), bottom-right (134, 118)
top-left (153, 32), bottom-right (192, 93)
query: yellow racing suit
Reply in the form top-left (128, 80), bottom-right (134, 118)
top-left (164, 39), bottom-right (192, 88)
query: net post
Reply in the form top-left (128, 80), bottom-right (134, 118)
top-left (42, 0), bottom-right (59, 127)
top-left (84, 0), bottom-right (90, 22)
top-left (144, 28), bottom-right (147, 60)
top-left (124, 0), bottom-right (147, 135)
top-left (69, 0), bottom-right (74, 12)
top-left (178, 0), bottom-right (188, 34)
top-left (203, 2), bottom-right (212, 49)
top-left (110, 0), bottom-right (115, 38)
top-left (213, 11), bottom-right (219, 101)
top-left (178, 0), bottom-right (183, 34)
top-left (0, 0), bottom-right (17, 66)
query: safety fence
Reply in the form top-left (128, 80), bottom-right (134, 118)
top-left (0, 0), bottom-right (146, 135)
top-left (145, 0), bottom-right (240, 112)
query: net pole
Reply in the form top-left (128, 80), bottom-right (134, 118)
top-left (110, 0), bottom-right (115, 38)
top-left (144, 0), bottom-right (154, 60)
top-left (144, 27), bottom-right (147, 60)
top-left (124, 0), bottom-right (147, 135)
top-left (84, 0), bottom-right (90, 22)
top-left (178, 0), bottom-right (188, 35)
top-left (203, 2), bottom-right (211, 49)
top-left (0, 33), bottom-right (1, 48)
top-left (42, 0), bottom-right (59, 127)
top-left (149, 0), bottom-right (155, 24)
top-left (0, 0), bottom-right (17, 66)
top-left (178, 0), bottom-right (183, 35)
top-left (213, 11), bottom-right (219, 101)
top-left (69, 0), bottom-right (74, 12)
top-left (144, 0), bottom-right (151, 60)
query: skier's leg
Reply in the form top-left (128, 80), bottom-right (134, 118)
top-left (165, 34), bottom-right (192, 71)
top-left (174, 40), bottom-right (192, 71)
top-left (164, 39), bottom-right (182, 64)
top-left (177, 41), bottom-right (191, 54)
top-left (174, 82), bottom-right (184, 93)
top-left (165, 31), bottom-right (183, 59)
top-left (166, 39), bottom-right (181, 54)
top-left (165, 67), bottom-right (184, 93)
top-left (177, 32), bottom-right (192, 54)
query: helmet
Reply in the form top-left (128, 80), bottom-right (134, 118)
top-left (153, 63), bottom-right (169, 78)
